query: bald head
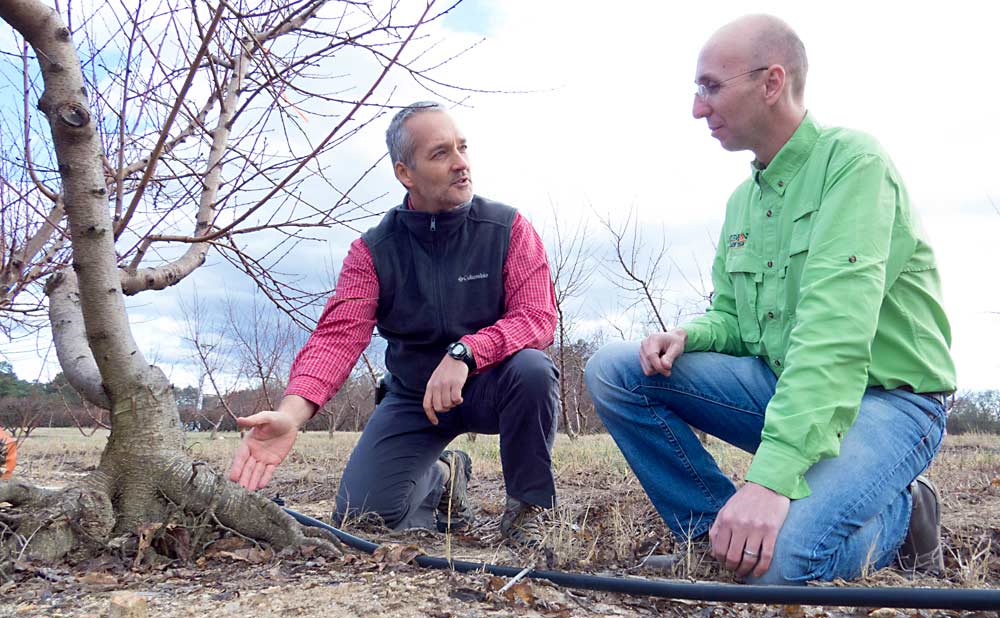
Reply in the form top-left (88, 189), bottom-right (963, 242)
top-left (706, 14), bottom-right (808, 102)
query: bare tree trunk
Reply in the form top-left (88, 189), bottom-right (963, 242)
top-left (0, 0), bottom-right (337, 563)
top-left (1, 0), bottom-right (459, 566)
top-left (556, 310), bottom-right (578, 440)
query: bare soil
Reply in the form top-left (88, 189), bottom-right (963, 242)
top-left (2, 430), bottom-right (998, 617)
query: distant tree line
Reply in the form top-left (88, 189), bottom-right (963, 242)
top-left (8, 358), bottom-right (998, 438)
top-left (0, 361), bottom-right (95, 442)
top-left (175, 338), bottom-right (602, 436)
top-left (946, 390), bottom-right (1000, 434)
top-left (1, 340), bottom-right (604, 437)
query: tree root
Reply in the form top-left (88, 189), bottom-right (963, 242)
top-left (0, 478), bottom-right (57, 506)
top-left (0, 475), bottom-right (114, 563)
top-left (158, 455), bottom-right (342, 557)
top-left (1, 455), bottom-right (342, 570)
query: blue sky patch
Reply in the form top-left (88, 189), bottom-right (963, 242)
top-left (442, 0), bottom-right (496, 35)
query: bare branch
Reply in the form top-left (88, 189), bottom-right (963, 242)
top-left (598, 210), bottom-right (671, 332)
top-left (114, 2), bottom-right (225, 240)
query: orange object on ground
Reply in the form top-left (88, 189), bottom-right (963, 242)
top-left (0, 427), bottom-right (15, 479)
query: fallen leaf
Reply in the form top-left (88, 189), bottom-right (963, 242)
top-left (154, 523), bottom-right (191, 561)
top-left (372, 543), bottom-right (425, 569)
top-left (133, 522), bottom-right (163, 569)
top-left (35, 567), bottom-right (72, 583)
top-left (502, 581), bottom-right (536, 605)
top-left (205, 536), bottom-right (250, 555)
top-left (79, 572), bottom-right (118, 586)
top-left (448, 587), bottom-right (486, 602)
top-left (214, 547), bottom-right (273, 564)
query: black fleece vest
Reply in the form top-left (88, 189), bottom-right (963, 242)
top-left (361, 195), bottom-right (516, 395)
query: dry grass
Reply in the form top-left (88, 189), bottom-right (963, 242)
top-left (9, 428), bottom-right (1000, 590)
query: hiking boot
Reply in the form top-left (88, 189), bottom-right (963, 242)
top-left (436, 450), bottom-right (476, 533)
top-left (499, 496), bottom-right (547, 548)
top-left (896, 475), bottom-right (944, 577)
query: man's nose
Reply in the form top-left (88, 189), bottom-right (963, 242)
top-left (693, 94), bottom-right (711, 119)
top-left (451, 150), bottom-right (469, 170)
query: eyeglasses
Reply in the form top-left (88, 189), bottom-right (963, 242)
top-left (695, 67), bottom-right (769, 99)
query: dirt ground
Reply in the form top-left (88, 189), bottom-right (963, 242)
top-left (2, 429), bottom-right (998, 617)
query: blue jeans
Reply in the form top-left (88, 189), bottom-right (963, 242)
top-left (584, 342), bottom-right (946, 584)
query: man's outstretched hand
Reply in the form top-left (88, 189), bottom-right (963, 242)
top-left (228, 395), bottom-right (315, 491)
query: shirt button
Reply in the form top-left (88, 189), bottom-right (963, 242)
top-left (849, 255), bottom-right (857, 263)
top-left (767, 311), bottom-right (775, 319)
top-left (774, 359), bottom-right (782, 367)
top-left (777, 181), bottom-right (784, 187)
top-left (766, 209), bottom-right (773, 217)
top-left (767, 260), bottom-right (774, 268)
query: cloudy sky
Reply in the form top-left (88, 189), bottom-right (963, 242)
top-left (5, 0), bottom-right (999, 391)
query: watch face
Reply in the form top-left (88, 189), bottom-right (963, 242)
top-left (451, 342), bottom-right (467, 356)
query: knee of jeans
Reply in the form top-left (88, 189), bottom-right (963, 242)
top-left (584, 341), bottom-right (636, 400)
top-left (745, 547), bottom-right (815, 586)
top-left (335, 481), bottom-right (409, 529)
top-left (506, 349), bottom-right (558, 398)
top-left (746, 533), bottom-right (832, 586)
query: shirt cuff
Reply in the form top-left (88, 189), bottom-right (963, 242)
top-left (678, 321), bottom-right (711, 352)
top-left (284, 376), bottom-right (329, 409)
top-left (459, 335), bottom-right (494, 373)
top-left (745, 441), bottom-right (813, 500)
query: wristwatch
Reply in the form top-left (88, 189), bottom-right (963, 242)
top-left (447, 341), bottom-right (477, 372)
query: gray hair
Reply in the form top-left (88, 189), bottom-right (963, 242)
top-left (386, 101), bottom-right (447, 167)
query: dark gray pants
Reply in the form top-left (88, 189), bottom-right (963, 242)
top-left (334, 349), bottom-right (559, 530)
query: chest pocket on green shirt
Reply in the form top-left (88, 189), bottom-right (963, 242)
top-left (781, 201), bottom-right (821, 312)
top-left (725, 251), bottom-right (762, 343)
top-left (787, 201), bottom-right (820, 256)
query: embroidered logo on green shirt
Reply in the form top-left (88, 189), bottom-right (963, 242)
top-left (728, 232), bottom-right (749, 249)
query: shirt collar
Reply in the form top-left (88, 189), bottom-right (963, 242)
top-left (396, 194), bottom-right (474, 241)
top-left (404, 194), bottom-right (472, 211)
top-left (752, 111), bottom-right (821, 196)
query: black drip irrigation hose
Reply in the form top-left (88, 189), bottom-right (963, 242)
top-left (283, 507), bottom-right (1000, 611)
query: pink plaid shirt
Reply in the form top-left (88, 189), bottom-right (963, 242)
top-left (286, 211), bottom-right (557, 407)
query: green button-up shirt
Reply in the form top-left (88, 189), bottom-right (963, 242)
top-left (680, 112), bottom-right (956, 500)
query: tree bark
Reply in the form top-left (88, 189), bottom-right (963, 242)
top-left (0, 0), bottom-right (337, 564)
top-left (46, 271), bottom-right (111, 410)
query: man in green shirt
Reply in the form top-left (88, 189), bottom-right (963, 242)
top-left (585, 14), bottom-right (955, 584)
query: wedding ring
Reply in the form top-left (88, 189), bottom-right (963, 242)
top-left (743, 549), bottom-right (759, 557)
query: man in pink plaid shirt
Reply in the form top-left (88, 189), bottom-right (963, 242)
top-left (229, 102), bottom-right (559, 546)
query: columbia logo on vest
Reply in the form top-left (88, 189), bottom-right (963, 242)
top-left (458, 272), bottom-right (489, 283)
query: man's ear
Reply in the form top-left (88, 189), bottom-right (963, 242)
top-left (394, 161), bottom-right (414, 189)
top-left (763, 65), bottom-right (787, 106)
